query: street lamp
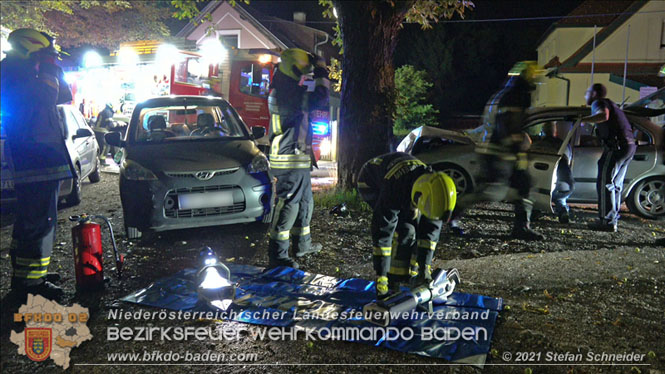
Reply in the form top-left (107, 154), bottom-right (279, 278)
top-left (196, 247), bottom-right (235, 311)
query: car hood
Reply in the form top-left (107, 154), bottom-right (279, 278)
top-left (124, 140), bottom-right (259, 172)
top-left (397, 126), bottom-right (472, 154)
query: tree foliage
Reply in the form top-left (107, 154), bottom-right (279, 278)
top-left (0, 0), bottom-right (249, 49)
top-left (394, 65), bottom-right (439, 131)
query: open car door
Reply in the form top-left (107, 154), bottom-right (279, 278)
top-left (526, 117), bottom-right (582, 213)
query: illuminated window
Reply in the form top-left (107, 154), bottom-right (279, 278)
top-left (220, 35), bottom-right (238, 49)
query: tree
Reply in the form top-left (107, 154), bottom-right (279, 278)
top-left (322, 0), bottom-right (473, 189)
top-left (394, 65), bottom-right (438, 132)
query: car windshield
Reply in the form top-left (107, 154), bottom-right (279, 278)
top-left (132, 102), bottom-right (247, 143)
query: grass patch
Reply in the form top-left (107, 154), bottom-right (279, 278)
top-left (313, 188), bottom-right (372, 213)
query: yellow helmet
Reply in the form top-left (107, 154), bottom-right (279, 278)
top-left (508, 61), bottom-right (545, 83)
top-left (7, 28), bottom-right (59, 60)
top-left (411, 172), bottom-right (457, 221)
top-left (279, 48), bottom-right (314, 81)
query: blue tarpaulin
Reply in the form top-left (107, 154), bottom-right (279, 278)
top-left (122, 264), bottom-right (502, 366)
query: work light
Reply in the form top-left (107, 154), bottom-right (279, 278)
top-left (197, 247), bottom-right (236, 311)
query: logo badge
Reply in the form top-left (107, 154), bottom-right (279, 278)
top-left (195, 171), bottom-right (215, 181)
top-left (25, 328), bottom-right (52, 362)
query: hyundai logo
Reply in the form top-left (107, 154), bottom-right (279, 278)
top-left (195, 171), bottom-right (215, 180)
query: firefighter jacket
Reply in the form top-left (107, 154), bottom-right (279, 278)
top-left (268, 69), bottom-right (329, 169)
top-left (480, 75), bottom-right (533, 163)
top-left (1, 56), bottom-right (74, 184)
top-left (358, 152), bottom-right (443, 255)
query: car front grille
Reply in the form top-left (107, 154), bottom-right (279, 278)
top-left (164, 185), bottom-right (245, 218)
top-left (164, 168), bottom-right (239, 179)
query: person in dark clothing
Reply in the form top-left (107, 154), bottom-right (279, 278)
top-left (449, 61), bottom-right (545, 240)
top-left (583, 84), bottom-right (636, 232)
top-left (357, 152), bottom-right (456, 299)
top-left (267, 48), bottom-right (330, 269)
top-left (1, 29), bottom-right (74, 300)
top-left (95, 103), bottom-right (115, 165)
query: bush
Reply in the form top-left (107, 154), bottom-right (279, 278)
top-left (394, 65), bottom-right (439, 132)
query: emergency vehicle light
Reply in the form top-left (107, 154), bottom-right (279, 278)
top-left (312, 121), bottom-right (329, 136)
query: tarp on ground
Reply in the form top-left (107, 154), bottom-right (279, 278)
top-left (122, 264), bottom-right (502, 366)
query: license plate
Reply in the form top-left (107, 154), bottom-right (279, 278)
top-left (1, 179), bottom-right (14, 190)
top-left (178, 191), bottom-right (233, 210)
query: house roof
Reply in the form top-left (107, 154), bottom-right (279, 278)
top-left (176, 0), bottom-right (331, 55)
top-left (559, 0), bottom-right (648, 68)
top-left (537, 0), bottom-right (641, 48)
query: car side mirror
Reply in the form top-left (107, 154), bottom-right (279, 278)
top-left (251, 126), bottom-right (266, 139)
top-left (105, 131), bottom-right (125, 147)
top-left (73, 128), bottom-right (93, 139)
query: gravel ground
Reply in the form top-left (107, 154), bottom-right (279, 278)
top-left (1, 173), bottom-right (663, 374)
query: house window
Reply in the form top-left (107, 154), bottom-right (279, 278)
top-left (661, 20), bottom-right (665, 48)
top-left (220, 35), bottom-right (238, 49)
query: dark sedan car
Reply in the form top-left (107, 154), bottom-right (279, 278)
top-left (105, 96), bottom-right (272, 239)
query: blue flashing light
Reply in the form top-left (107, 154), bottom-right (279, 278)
top-left (311, 121), bottom-right (329, 136)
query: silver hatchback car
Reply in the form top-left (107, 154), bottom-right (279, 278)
top-left (105, 96), bottom-right (273, 239)
top-left (398, 105), bottom-right (665, 219)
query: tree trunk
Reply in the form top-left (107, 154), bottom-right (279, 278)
top-left (335, 1), bottom-right (411, 189)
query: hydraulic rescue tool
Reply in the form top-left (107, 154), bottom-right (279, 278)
top-left (363, 268), bottom-right (460, 327)
top-left (70, 214), bottom-right (124, 290)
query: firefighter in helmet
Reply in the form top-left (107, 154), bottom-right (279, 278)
top-left (357, 152), bottom-right (456, 299)
top-left (449, 61), bottom-right (545, 241)
top-left (267, 48), bottom-right (330, 268)
top-left (1, 29), bottom-right (74, 300)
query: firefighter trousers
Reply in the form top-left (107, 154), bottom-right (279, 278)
top-left (10, 180), bottom-right (60, 287)
top-left (372, 209), bottom-right (441, 285)
top-left (597, 144), bottom-right (636, 225)
top-left (268, 169), bottom-right (313, 261)
top-left (452, 154), bottom-right (534, 227)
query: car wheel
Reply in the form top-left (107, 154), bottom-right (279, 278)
top-left (88, 158), bottom-right (101, 183)
top-left (628, 177), bottom-right (665, 219)
top-left (65, 165), bottom-right (82, 206)
top-left (435, 164), bottom-right (472, 196)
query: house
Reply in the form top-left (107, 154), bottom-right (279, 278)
top-left (176, 0), bottom-right (341, 161)
top-left (535, 0), bottom-right (664, 107)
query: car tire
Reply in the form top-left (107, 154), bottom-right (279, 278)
top-left (89, 159), bottom-right (101, 183)
top-left (65, 165), bottom-right (82, 207)
top-left (434, 164), bottom-right (473, 196)
top-left (627, 177), bottom-right (665, 220)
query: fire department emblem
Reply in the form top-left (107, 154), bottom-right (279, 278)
top-left (25, 328), bottom-right (52, 362)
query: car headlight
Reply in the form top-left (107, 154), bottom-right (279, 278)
top-left (122, 159), bottom-right (158, 181)
top-left (247, 154), bottom-right (270, 173)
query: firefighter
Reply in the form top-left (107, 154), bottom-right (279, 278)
top-left (357, 152), bottom-right (456, 299)
top-left (583, 84), bottom-right (636, 232)
top-left (449, 61), bottom-right (545, 240)
top-left (1, 29), bottom-right (74, 300)
top-left (267, 48), bottom-right (329, 268)
top-left (94, 103), bottom-right (115, 165)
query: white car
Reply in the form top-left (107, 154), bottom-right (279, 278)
top-left (1, 105), bottom-right (101, 207)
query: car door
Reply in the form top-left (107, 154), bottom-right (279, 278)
top-left (523, 118), bottom-right (576, 213)
top-left (568, 122), bottom-right (603, 202)
top-left (63, 106), bottom-right (93, 176)
top-left (72, 108), bottom-right (98, 174)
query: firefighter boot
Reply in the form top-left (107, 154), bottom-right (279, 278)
top-left (11, 277), bottom-right (64, 301)
top-left (376, 276), bottom-right (390, 300)
top-left (511, 224), bottom-right (545, 241)
top-left (268, 243), bottom-right (299, 269)
top-left (513, 199), bottom-right (544, 240)
top-left (295, 243), bottom-right (322, 258)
